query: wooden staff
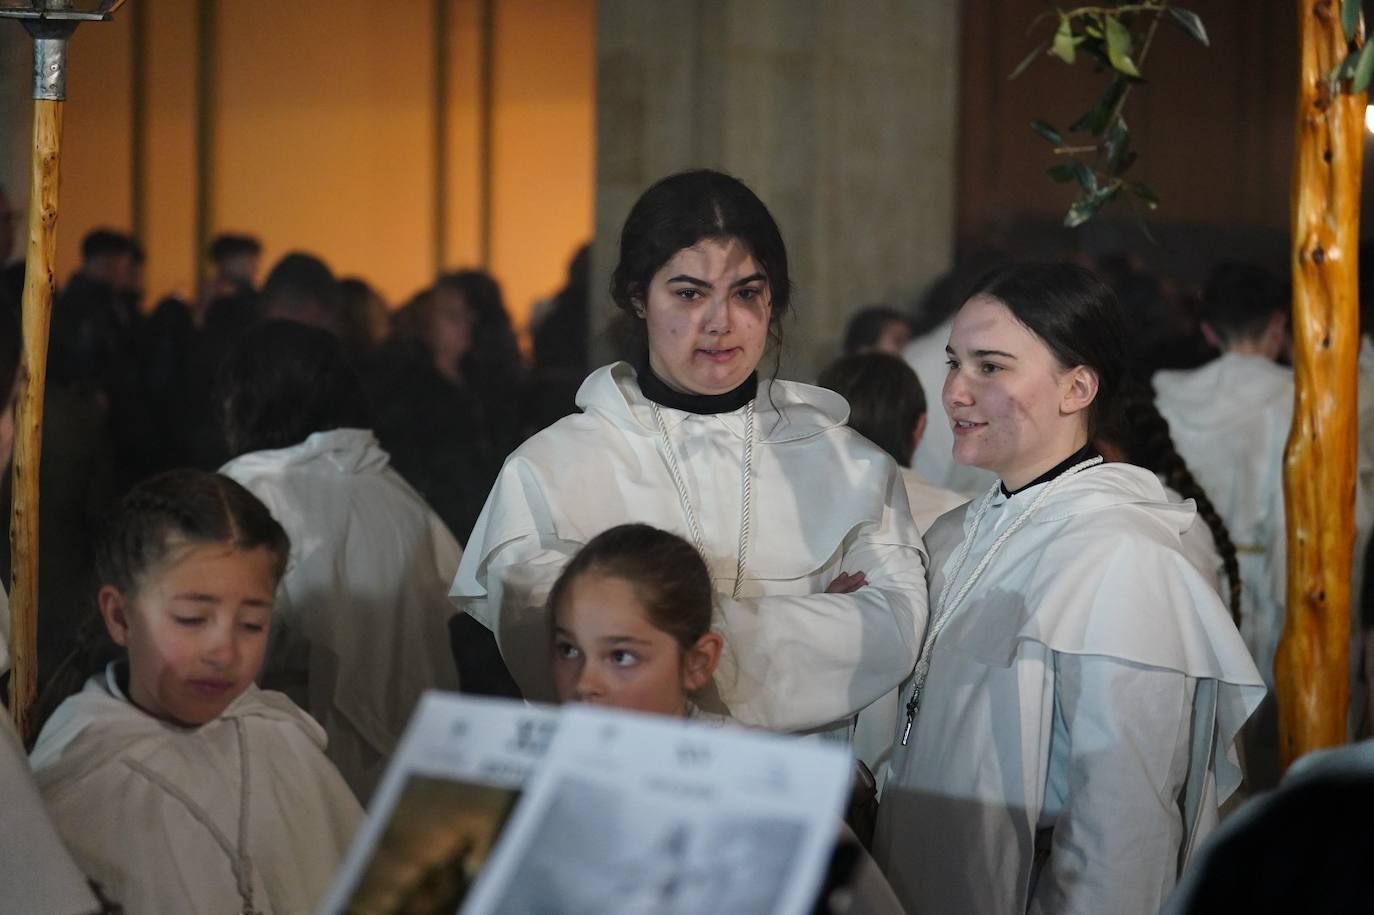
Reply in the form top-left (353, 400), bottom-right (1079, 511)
top-left (1276, 0), bottom-right (1364, 767)
top-left (8, 96), bottom-right (62, 740)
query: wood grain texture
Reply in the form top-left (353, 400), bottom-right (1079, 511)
top-left (9, 98), bottom-right (62, 741)
top-left (1277, 0), bottom-right (1362, 767)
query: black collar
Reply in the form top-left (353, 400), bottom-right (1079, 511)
top-left (635, 356), bottom-right (758, 415)
top-left (1000, 442), bottom-right (1100, 498)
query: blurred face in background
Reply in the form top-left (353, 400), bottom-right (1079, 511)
top-left (874, 319), bottom-right (914, 354)
top-left (427, 284), bottom-right (474, 379)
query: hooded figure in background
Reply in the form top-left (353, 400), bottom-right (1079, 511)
top-left (217, 321), bottom-right (462, 801)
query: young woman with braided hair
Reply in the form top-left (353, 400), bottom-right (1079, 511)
top-left (1095, 381), bottom-right (1244, 625)
top-left (873, 263), bottom-right (1265, 915)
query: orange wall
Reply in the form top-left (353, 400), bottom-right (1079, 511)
top-left (53, 0), bottom-right (595, 332)
top-left (56, 9), bottom-right (133, 285)
top-left (487, 0), bottom-right (596, 318)
top-left (213, 0), bottom-right (435, 308)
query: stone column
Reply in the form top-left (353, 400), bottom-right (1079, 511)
top-left (593, 0), bottom-right (961, 379)
top-left (0, 25), bottom-right (32, 265)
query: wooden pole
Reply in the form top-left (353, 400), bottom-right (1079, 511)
top-left (1276, 0), bottom-right (1363, 768)
top-left (8, 97), bottom-right (62, 740)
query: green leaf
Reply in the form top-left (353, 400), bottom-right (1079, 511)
top-left (1105, 116), bottom-right (1131, 173)
top-left (1343, 0), bottom-right (1361, 43)
top-left (1065, 197), bottom-right (1103, 228)
top-left (1064, 184), bottom-right (1121, 228)
top-left (1030, 119), bottom-right (1065, 146)
top-left (1009, 40), bottom-right (1050, 80)
top-left (1047, 163), bottom-right (1078, 183)
top-left (1071, 78), bottom-right (1127, 134)
top-left (1353, 40), bottom-right (1374, 93)
top-left (1051, 17), bottom-right (1077, 65)
top-left (1073, 161), bottom-right (1097, 193)
top-left (1128, 181), bottom-right (1160, 208)
top-left (1167, 8), bottom-right (1210, 46)
top-left (1105, 16), bottom-right (1142, 77)
top-left (1331, 53), bottom-right (1358, 84)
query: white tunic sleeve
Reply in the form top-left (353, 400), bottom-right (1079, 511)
top-left (1030, 653), bottom-right (1194, 915)
top-left (714, 530), bottom-right (926, 733)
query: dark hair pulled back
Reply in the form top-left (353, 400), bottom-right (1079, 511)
top-left (548, 523), bottom-right (714, 652)
top-left (214, 319), bottom-right (371, 457)
top-left (611, 169), bottom-right (792, 327)
top-left (966, 262), bottom-right (1126, 436)
top-left (817, 352), bottom-right (926, 468)
top-left (31, 469), bottom-right (290, 741)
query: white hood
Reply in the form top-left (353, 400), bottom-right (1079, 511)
top-left (30, 665), bottom-right (324, 787)
top-left (1153, 353), bottom-right (1293, 438)
top-left (221, 428), bottom-right (391, 477)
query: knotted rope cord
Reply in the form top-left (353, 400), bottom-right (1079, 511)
top-left (126, 716), bottom-right (258, 914)
top-left (900, 456), bottom-right (1103, 746)
top-left (651, 400), bottom-right (756, 599)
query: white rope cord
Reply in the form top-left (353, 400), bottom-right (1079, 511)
top-left (651, 400), bottom-right (756, 599)
top-left (124, 716), bottom-right (258, 913)
top-left (900, 455), bottom-right (1103, 746)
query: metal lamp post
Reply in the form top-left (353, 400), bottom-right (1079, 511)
top-left (0, 0), bottom-right (126, 740)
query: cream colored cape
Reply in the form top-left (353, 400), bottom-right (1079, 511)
top-left (30, 666), bottom-right (362, 915)
top-left (221, 428), bottom-right (462, 800)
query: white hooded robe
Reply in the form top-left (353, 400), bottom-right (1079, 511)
top-left (873, 463), bottom-right (1265, 915)
top-left (1154, 353), bottom-right (1290, 686)
top-left (220, 428), bottom-right (462, 799)
top-left (451, 362), bottom-right (929, 737)
top-left (30, 665), bottom-right (362, 915)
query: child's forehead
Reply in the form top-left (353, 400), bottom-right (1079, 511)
top-left (133, 540), bottom-right (279, 593)
top-left (557, 572), bottom-right (657, 625)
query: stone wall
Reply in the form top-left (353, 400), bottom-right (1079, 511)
top-left (592, 1), bottom-right (961, 379)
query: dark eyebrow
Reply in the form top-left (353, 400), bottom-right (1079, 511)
top-left (172, 593), bottom-right (272, 609)
top-left (665, 273), bottom-right (768, 289)
top-left (171, 593), bottom-right (220, 605)
top-left (947, 344), bottom-right (1017, 360)
top-left (666, 274), bottom-right (711, 288)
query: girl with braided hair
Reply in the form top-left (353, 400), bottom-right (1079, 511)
top-left (29, 469), bottom-right (361, 915)
top-left (1094, 381), bottom-right (1244, 625)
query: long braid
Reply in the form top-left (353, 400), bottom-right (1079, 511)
top-left (1122, 385), bottom-right (1244, 625)
top-left (28, 611), bottom-right (120, 749)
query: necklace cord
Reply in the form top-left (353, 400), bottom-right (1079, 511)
top-left (900, 456), bottom-right (1104, 746)
top-left (121, 717), bottom-right (257, 912)
top-left (651, 400), bottom-right (755, 599)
